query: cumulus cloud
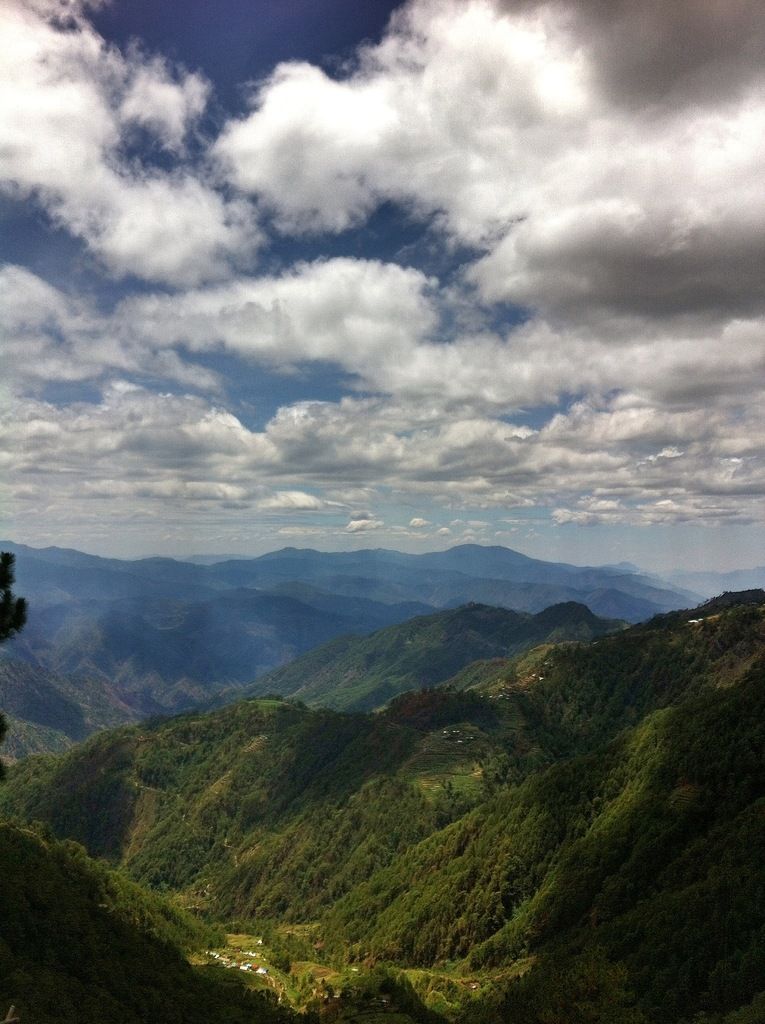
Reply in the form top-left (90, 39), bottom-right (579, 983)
top-left (119, 56), bottom-right (209, 151)
top-left (2, 378), bottom-right (764, 543)
top-left (4, 259), bottom-right (764, 534)
top-left (0, 265), bottom-right (221, 391)
top-left (0, 0), bottom-right (258, 284)
top-left (4, 0), bottom-right (765, 552)
top-left (14, 255), bottom-right (756, 420)
top-left (346, 514), bottom-right (384, 533)
top-left (256, 491), bottom-right (343, 512)
top-left (117, 257), bottom-right (437, 379)
top-left (215, 0), bottom-right (765, 320)
top-left (543, 0), bottom-right (765, 111)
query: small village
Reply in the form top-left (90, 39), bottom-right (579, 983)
top-left (204, 938), bottom-right (271, 977)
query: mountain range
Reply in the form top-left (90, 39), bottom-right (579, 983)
top-left (0, 541), bottom-right (697, 753)
top-left (250, 600), bottom-right (624, 712)
top-left (2, 591), bottom-right (762, 1023)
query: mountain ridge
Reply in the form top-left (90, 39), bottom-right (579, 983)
top-left (0, 539), bottom-right (696, 755)
top-left (0, 593), bottom-right (762, 1024)
top-left (249, 600), bottom-right (625, 712)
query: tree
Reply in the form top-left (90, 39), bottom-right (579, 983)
top-left (0, 553), bottom-right (26, 645)
top-left (0, 552), bottom-right (27, 775)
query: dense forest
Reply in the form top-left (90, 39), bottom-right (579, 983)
top-left (249, 601), bottom-right (624, 711)
top-left (0, 821), bottom-right (294, 1024)
top-left (0, 589), bottom-right (763, 1022)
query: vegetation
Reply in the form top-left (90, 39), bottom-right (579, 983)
top-left (322, 653), bottom-right (765, 1021)
top-left (0, 552), bottom-right (26, 778)
top-left (0, 821), bottom-right (297, 1023)
top-left (0, 593), bottom-right (763, 1022)
top-left (0, 693), bottom-right (509, 916)
top-left (250, 601), bottom-right (624, 711)
top-left (0, 553), bottom-right (26, 646)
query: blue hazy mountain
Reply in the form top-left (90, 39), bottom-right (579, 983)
top-left (668, 566), bottom-right (765, 599)
top-left (0, 540), bottom-right (698, 755)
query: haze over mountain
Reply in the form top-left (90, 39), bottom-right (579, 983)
top-left (0, 540), bottom-right (696, 755)
top-left (668, 566), bottom-right (765, 600)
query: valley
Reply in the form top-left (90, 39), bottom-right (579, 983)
top-left (0, 580), bottom-right (763, 1023)
top-left (0, 541), bottom-right (694, 757)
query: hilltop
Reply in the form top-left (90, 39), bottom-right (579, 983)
top-left (250, 601), bottom-right (624, 711)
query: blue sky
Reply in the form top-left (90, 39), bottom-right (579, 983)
top-left (1, 0), bottom-right (764, 571)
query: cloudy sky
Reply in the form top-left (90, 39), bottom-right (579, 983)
top-left (2, 0), bottom-right (764, 570)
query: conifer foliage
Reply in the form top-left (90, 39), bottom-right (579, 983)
top-left (0, 553), bottom-right (25, 646)
top-left (0, 552), bottom-right (26, 773)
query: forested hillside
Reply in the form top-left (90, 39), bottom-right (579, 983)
top-left (250, 601), bottom-right (623, 711)
top-left (1, 597), bottom-right (762, 1023)
top-left (324, 658), bottom-right (765, 1022)
top-left (0, 821), bottom-right (290, 1024)
top-left (0, 693), bottom-right (519, 917)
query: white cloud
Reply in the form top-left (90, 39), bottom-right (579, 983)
top-left (0, 265), bottom-right (221, 391)
top-left (346, 516), bottom-right (384, 533)
top-left (4, 0), bottom-right (765, 552)
top-left (101, 269), bottom-right (765, 418)
top-left (3, 263), bottom-right (763, 535)
top-left (119, 56), bottom-right (209, 151)
top-left (215, 0), bottom-right (765, 320)
top-left (118, 257), bottom-right (437, 377)
top-left (2, 379), bottom-right (764, 543)
top-left (257, 491), bottom-right (342, 512)
top-left (0, 0), bottom-right (259, 284)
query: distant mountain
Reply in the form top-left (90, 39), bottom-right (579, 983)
top-left (2, 540), bottom-right (698, 619)
top-left (668, 566), bottom-right (765, 599)
top-left (198, 544), bottom-right (699, 618)
top-left (251, 601), bottom-right (624, 711)
top-left (0, 540), bottom-right (698, 754)
top-left (0, 542), bottom-right (434, 743)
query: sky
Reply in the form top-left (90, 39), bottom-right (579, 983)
top-left (1, 0), bottom-right (764, 572)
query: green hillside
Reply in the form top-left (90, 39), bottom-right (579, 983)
top-left (0, 692), bottom-right (535, 921)
top-left (0, 821), bottom-right (289, 1024)
top-left (323, 658), bottom-right (765, 1021)
top-left (250, 601), bottom-right (624, 711)
top-left (1, 598), bottom-right (763, 1023)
